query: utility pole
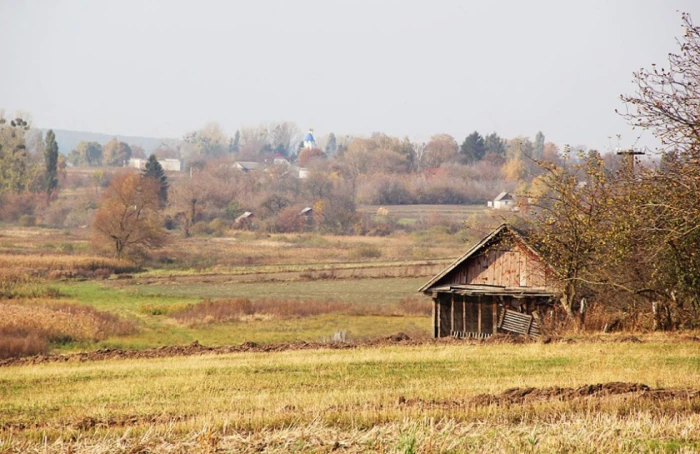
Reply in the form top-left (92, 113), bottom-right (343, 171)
top-left (616, 148), bottom-right (645, 175)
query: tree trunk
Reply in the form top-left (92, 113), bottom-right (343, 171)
top-left (560, 282), bottom-right (583, 329)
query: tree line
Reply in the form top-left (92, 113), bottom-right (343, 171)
top-left (524, 12), bottom-right (700, 330)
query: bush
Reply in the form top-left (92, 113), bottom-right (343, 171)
top-left (349, 244), bottom-right (382, 259)
top-left (275, 206), bottom-right (309, 233)
top-left (208, 218), bottom-right (228, 237)
top-left (0, 192), bottom-right (43, 222)
top-left (18, 214), bottom-right (36, 227)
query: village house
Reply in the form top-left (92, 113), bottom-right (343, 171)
top-left (487, 191), bottom-right (516, 210)
top-left (128, 158), bottom-right (182, 172)
top-left (234, 161), bottom-right (262, 172)
top-left (419, 224), bottom-right (561, 339)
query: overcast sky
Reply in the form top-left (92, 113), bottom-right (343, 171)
top-left (2, 0), bottom-right (699, 150)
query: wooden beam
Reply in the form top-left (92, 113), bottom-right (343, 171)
top-left (477, 295), bottom-right (482, 334)
top-left (492, 300), bottom-right (498, 333)
top-left (432, 298), bottom-right (438, 338)
top-left (450, 293), bottom-right (455, 334)
top-left (462, 296), bottom-right (466, 333)
top-left (436, 299), bottom-right (441, 338)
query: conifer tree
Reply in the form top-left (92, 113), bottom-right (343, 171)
top-left (44, 129), bottom-right (59, 199)
top-left (142, 154), bottom-right (168, 206)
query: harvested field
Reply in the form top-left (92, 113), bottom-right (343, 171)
top-left (1, 339), bottom-right (699, 453)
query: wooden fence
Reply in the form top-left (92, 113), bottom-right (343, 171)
top-left (450, 331), bottom-right (491, 340)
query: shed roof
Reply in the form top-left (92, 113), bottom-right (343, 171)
top-left (418, 223), bottom-right (556, 293)
top-left (235, 161), bottom-right (261, 171)
top-left (494, 191), bottom-right (514, 202)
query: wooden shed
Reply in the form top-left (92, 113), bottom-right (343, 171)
top-left (419, 224), bottom-right (560, 338)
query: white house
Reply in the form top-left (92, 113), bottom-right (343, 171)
top-left (128, 158), bottom-right (148, 169)
top-left (487, 191), bottom-right (516, 210)
top-left (273, 155), bottom-right (291, 167)
top-left (128, 158), bottom-right (182, 172)
top-left (160, 158), bottom-right (182, 172)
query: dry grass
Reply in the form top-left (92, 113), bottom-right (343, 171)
top-left (170, 297), bottom-right (432, 327)
top-left (0, 300), bottom-right (137, 359)
top-left (2, 415), bottom-right (699, 453)
top-left (0, 253), bottom-right (137, 275)
top-left (1, 341), bottom-right (699, 452)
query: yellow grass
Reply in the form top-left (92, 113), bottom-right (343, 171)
top-left (0, 300), bottom-right (137, 358)
top-left (1, 340), bottom-right (699, 452)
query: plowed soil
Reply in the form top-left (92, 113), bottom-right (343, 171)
top-left (0, 335), bottom-right (425, 367)
top-left (0, 332), bottom-right (694, 368)
top-left (471, 382), bottom-right (700, 405)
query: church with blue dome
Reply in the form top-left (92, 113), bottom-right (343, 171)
top-left (303, 129), bottom-right (316, 149)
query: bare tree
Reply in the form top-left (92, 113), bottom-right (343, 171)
top-left (619, 12), bottom-right (700, 155)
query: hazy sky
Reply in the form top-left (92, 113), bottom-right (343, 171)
top-left (2, 0), bottom-right (699, 150)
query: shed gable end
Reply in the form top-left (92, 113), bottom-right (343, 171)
top-left (431, 235), bottom-right (548, 289)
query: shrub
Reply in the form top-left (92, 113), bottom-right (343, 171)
top-left (18, 215), bottom-right (36, 227)
top-left (275, 206), bottom-right (309, 233)
top-left (349, 244), bottom-right (382, 259)
top-left (208, 218), bottom-right (228, 237)
top-left (0, 192), bottom-right (44, 222)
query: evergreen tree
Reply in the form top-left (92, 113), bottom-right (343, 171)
top-left (44, 129), bottom-right (59, 198)
top-left (229, 130), bottom-right (241, 153)
top-left (325, 132), bottom-right (338, 155)
top-left (534, 131), bottom-right (545, 159)
top-left (142, 154), bottom-right (169, 206)
top-left (460, 131), bottom-right (487, 163)
top-left (484, 132), bottom-right (507, 156)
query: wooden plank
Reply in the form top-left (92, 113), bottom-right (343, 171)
top-left (462, 297), bottom-right (466, 333)
top-left (433, 299), bottom-right (438, 338)
top-left (492, 301), bottom-right (498, 333)
top-left (450, 293), bottom-right (455, 331)
top-left (477, 296), bottom-right (482, 334)
top-left (493, 250), bottom-right (501, 286)
top-left (498, 309), bottom-right (541, 337)
top-left (519, 251), bottom-right (527, 287)
top-left (436, 300), bottom-right (441, 338)
top-left (507, 252), bottom-right (516, 287)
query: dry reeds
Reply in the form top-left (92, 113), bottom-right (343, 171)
top-left (170, 297), bottom-right (432, 327)
top-left (0, 301), bottom-right (137, 359)
top-left (0, 253), bottom-right (137, 275)
top-left (171, 298), bottom-right (352, 326)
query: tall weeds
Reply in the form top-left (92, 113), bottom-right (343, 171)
top-left (0, 301), bottom-right (137, 359)
top-left (170, 297), bottom-right (432, 326)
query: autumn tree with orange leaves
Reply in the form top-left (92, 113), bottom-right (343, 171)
top-left (92, 172), bottom-right (167, 259)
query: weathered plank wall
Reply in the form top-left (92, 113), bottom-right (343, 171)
top-left (443, 242), bottom-right (549, 288)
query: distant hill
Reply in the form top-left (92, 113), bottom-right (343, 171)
top-left (41, 129), bottom-right (181, 155)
